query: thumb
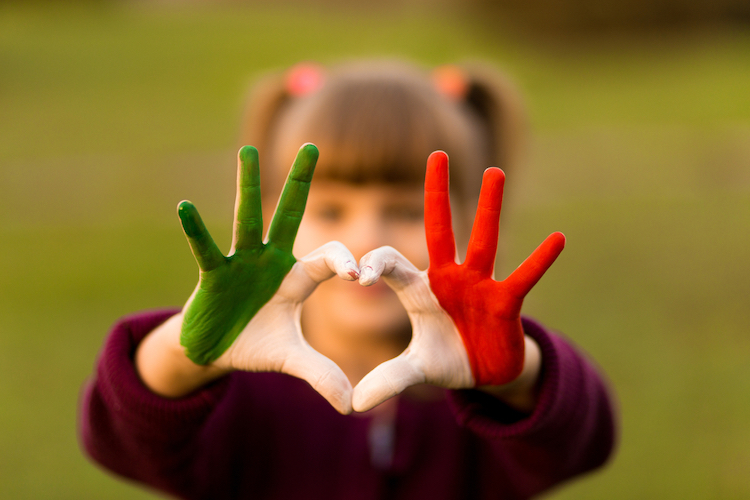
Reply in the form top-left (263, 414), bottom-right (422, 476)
top-left (282, 347), bottom-right (354, 415)
top-left (352, 354), bottom-right (425, 412)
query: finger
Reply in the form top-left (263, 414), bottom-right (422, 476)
top-left (233, 146), bottom-right (263, 251)
top-left (178, 201), bottom-right (225, 272)
top-left (504, 232), bottom-right (566, 298)
top-left (283, 348), bottom-right (354, 415)
top-left (464, 167), bottom-right (504, 275)
top-left (352, 355), bottom-right (425, 412)
top-left (424, 151), bottom-right (457, 268)
top-left (359, 246), bottom-right (421, 290)
top-left (266, 143), bottom-right (319, 252)
top-left (299, 241), bottom-right (360, 283)
top-left (275, 242), bottom-right (359, 303)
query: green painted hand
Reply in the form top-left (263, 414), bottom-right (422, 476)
top-left (177, 144), bottom-right (357, 413)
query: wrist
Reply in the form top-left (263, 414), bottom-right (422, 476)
top-left (476, 335), bottom-right (542, 413)
top-left (135, 312), bottom-right (231, 398)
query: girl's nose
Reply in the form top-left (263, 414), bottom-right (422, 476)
top-left (346, 218), bottom-right (389, 262)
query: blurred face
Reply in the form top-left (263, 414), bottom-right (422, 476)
top-left (293, 180), bottom-right (428, 339)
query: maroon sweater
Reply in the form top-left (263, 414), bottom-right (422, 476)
top-left (79, 310), bottom-right (616, 499)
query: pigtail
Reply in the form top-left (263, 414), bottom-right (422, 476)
top-left (463, 63), bottom-right (528, 176)
top-left (238, 63), bottom-right (326, 199)
top-left (434, 63), bottom-right (528, 176)
top-left (238, 70), bottom-right (292, 167)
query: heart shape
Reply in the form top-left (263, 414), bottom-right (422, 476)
top-left (177, 146), bottom-right (564, 415)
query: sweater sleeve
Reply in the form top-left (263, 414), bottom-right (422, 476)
top-left (78, 309), bottom-right (232, 498)
top-left (446, 317), bottom-right (618, 497)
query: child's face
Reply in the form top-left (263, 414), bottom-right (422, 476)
top-left (293, 180), bottom-right (428, 339)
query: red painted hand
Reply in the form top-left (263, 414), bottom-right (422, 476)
top-left (352, 151), bottom-right (564, 411)
top-left (425, 151), bottom-right (566, 386)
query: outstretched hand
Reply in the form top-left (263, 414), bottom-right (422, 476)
top-left (177, 144), bottom-right (357, 414)
top-left (352, 151), bottom-right (565, 412)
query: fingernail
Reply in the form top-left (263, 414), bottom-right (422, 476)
top-left (239, 145), bottom-right (258, 163)
top-left (359, 266), bottom-right (375, 286)
top-left (178, 201), bottom-right (200, 237)
top-left (345, 261), bottom-right (359, 280)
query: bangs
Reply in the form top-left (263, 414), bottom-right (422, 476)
top-left (307, 81), bottom-right (446, 187)
top-left (265, 63), bottom-right (487, 200)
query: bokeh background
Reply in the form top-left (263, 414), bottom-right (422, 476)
top-left (1, 0), bottom-right (749, 498)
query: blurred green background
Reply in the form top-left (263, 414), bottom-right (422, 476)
top-left (1, 1), bottom-right (749, 498)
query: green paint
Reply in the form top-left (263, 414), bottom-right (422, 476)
top-left (179, 144), bottom-right (318, 365)
top-left (266, 144), bottom-right (317, 250)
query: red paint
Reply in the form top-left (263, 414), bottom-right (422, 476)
top-left (425, 151), bottom-right (565, 386)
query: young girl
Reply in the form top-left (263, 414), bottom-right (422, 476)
top-left (79, 60), bottom-right (616, 499)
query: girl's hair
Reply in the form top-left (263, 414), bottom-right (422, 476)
top-left (238, 60), bottom-right (527, 206)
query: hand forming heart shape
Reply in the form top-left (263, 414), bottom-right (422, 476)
top-left (352, 151), bottom-right (565, 412)
top-left (177, 145), bottom-right (564, 415)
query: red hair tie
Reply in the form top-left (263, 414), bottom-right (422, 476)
top-left (285, 62), bottom-right (325, 97)
top-left (431, 65), bottom-right (469, 101)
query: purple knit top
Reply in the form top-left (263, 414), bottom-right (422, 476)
top-left (79, 309), bottom-right (616, 499)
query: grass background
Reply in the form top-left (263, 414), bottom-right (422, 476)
top-left (1, 2), bottom-right (749, 498)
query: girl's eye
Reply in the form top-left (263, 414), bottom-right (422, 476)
top-left (384, 205), bottom-right (423, 223)
top-left (314, 205), bottom-right (344, 222)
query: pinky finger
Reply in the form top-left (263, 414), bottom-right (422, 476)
top-left (178, 201), bottom-right (225, 272)
top-left (504, 231), bottom-right (566, 298)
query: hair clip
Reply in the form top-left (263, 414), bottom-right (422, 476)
top-left (285, 62), bottom-right (326, 97)
top-left (431, 65), bottom-right (469, 101)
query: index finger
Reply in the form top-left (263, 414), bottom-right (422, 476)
top-left (424, 151), bottom-right (457, 268)
top-left (266, 143), bottom-right (318, 252)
